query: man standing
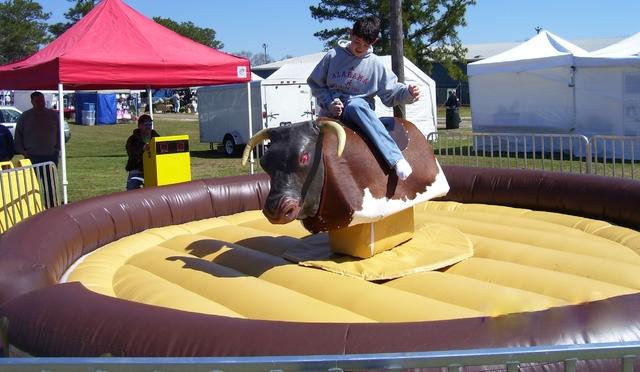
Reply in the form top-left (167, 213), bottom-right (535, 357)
top-left (15, 91), bottom-right (60, 207)
top-left (171, 92), bottom-right (180, 113)
top-left (444, 90), bottom-right (461, 130)
top-left (125, 114), bottom-right (159, 190)
top-left (15, 91), bottom-right (60, 166)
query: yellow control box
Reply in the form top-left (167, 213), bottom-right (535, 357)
top-left (143, 135), bottom-right (191, 187)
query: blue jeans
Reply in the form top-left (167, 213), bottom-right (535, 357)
top-left (341, 97), bottom-right (403, 168)
top-left (126, 170), bottom-right (144, 190)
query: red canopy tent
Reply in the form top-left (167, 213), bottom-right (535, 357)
top-left (0, 0), bottom-right (251, 89)
top-left (0, 0), bottom-right (253, 202)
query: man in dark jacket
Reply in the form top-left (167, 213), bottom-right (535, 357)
top-left (444, 90), bottom-right (461, 129)
top-left (125, 114), bottom-right (159, 190)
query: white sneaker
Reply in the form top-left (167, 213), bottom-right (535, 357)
top-left (394, 158), bottom-right (412, 181)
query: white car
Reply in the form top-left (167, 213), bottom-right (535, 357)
top-left (0, 106), bottom-right (70, 142)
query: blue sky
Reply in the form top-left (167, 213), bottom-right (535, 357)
top-left (38, 0), bottom-right (640, 60)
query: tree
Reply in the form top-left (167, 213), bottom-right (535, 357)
top-left (0, 0), bottom-right (51, 64)
top-left (310, 0), bottom-right (475, 80)
top-left (153, 17), bottom-right (223, 49)
top-left (251, 52), bottom-right (272, 66)
top-left (234, 50), bottom-right (253, 60)
top-left (49, 0), bottom-right (97, 38)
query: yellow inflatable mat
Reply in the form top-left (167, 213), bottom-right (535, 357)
top-left (287, 223), bottom-right (473, 281)
top-left (63, 201), bottom-right (640, 323)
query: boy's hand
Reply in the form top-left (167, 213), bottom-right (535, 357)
top-left (329, 98), bottom-right (343, 117)
top-left (408, 85), bottom-right (421, 101)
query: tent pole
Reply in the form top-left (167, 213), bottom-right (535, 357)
top-left (57, 83), bottom-right (68, 204)
top-left (571, 65), bottom-right (577, 132)
top-left (247, 82), bottom-right (254, 175)
top-left (146, 86), bottom-right (153, 121)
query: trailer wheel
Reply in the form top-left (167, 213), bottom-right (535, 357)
top-left (223, 135), bottom-right (238, 156)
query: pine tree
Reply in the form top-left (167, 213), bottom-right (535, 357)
top-left (310, 0), bottom-right (475, 79)
top-left (0, 0), bottom-right (51, 64)
top-left (49, 0), bottom-right (97, 38)
top-left (153, 17), bottom-right (224, 49)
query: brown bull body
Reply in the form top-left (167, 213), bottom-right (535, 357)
top-left (302, 117), bottom-right (440, 232)
top-left (247, 118), bottom-right (442, 233)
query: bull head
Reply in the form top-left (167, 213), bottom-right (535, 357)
top-left (242, 120), bottom-right (346, 224)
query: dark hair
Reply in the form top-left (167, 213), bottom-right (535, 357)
top-left (352, 16), bottom-right (381, 44)
top-left (138, 114), bottom-right (153, 125)
top-left (30, 91), bottom-right (44, 100)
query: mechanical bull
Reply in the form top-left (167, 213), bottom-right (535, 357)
top-left (241, 118), bottom-right (449, 233)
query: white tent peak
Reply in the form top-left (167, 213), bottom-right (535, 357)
top-left (468, 30), bottom-right (593, 76)
top-left (592, 32), bottom-right (640, 56)
top-left (472, 30), bottom-right (589, 66)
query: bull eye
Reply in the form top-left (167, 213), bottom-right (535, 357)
top-left (299, 152), bottom-right (310, 166)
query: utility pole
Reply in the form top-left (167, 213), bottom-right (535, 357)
top-left (262, 43), bottom-right (268, 64)
top-left (390, 0), bottom-right (405, 118)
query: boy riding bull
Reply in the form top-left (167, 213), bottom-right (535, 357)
top-left (307, 15), bottom-right (421, 181)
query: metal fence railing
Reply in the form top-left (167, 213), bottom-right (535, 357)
top-left (589, 135), bottom-right (640, 179)
top-left (427, 132), bottom-right (640, 180)
top-left (0, 160), bottom-right (59, 233)
top-left (1, 341), bottom-right (638, 371)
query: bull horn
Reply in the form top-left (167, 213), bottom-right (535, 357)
top-left (241, 128), bottom-right (270, 166)
top-left (318, 120), bottom-right (346, 157)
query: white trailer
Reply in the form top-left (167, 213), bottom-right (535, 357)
top-left (198, 81), bottom-right (263, 155)
top-left (260, 64), bottom-right (316, 128)
top-left (198, 72), bottom-right (315, 155)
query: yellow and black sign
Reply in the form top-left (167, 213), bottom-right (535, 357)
top-left (143, 135), bottom-right (191, 187)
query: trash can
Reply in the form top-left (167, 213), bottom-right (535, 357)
top-left (143, 135), bottom-right (191, 187)
top-left (82, 110), bottom-right (95, 125)
top-left (445, 108), bottom-right (461, 129)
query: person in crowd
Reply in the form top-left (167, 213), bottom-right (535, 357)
top-left (125, 114), bottom-right (159, 190)
top-left (444, 90), bottom-right (462, 129)
top-left (171, 92), bottom-right (181, 113)
top-left (191, 96), bottom-right (198, 114)
top-left (307, 15), bottom-right (421, 181)
top-left (14, 91), bottom-right (60, 166)
top-left (445, 90), bottom-right (460, 110)
top-left (14, 91), bottom-right (61, 207)
top-left (0, 124), bottom-right (14, 162)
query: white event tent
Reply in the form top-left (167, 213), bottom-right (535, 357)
top-left (468, 30), bottom-right (640, 139)
top-left (592, 32), bottom-right (640, 56)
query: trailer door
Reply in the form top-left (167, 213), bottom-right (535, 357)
top-left (262, 82), bottom-right (314, 128)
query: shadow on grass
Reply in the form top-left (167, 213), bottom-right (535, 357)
top-left (66, 154), bottom-right (127, 159)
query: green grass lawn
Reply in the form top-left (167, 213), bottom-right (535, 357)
top-left (48, 107), bottom-right (638, 204)
top-left (63, 116), bottom-right (252, 203)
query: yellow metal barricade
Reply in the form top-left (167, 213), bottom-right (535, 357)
top-left (0, 159), bottom-right (44, 233)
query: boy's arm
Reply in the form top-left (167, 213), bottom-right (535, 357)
top-left (376, 64), bottom-right (414, 107)
top-left (307, 54), bottom-right (334, 111)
